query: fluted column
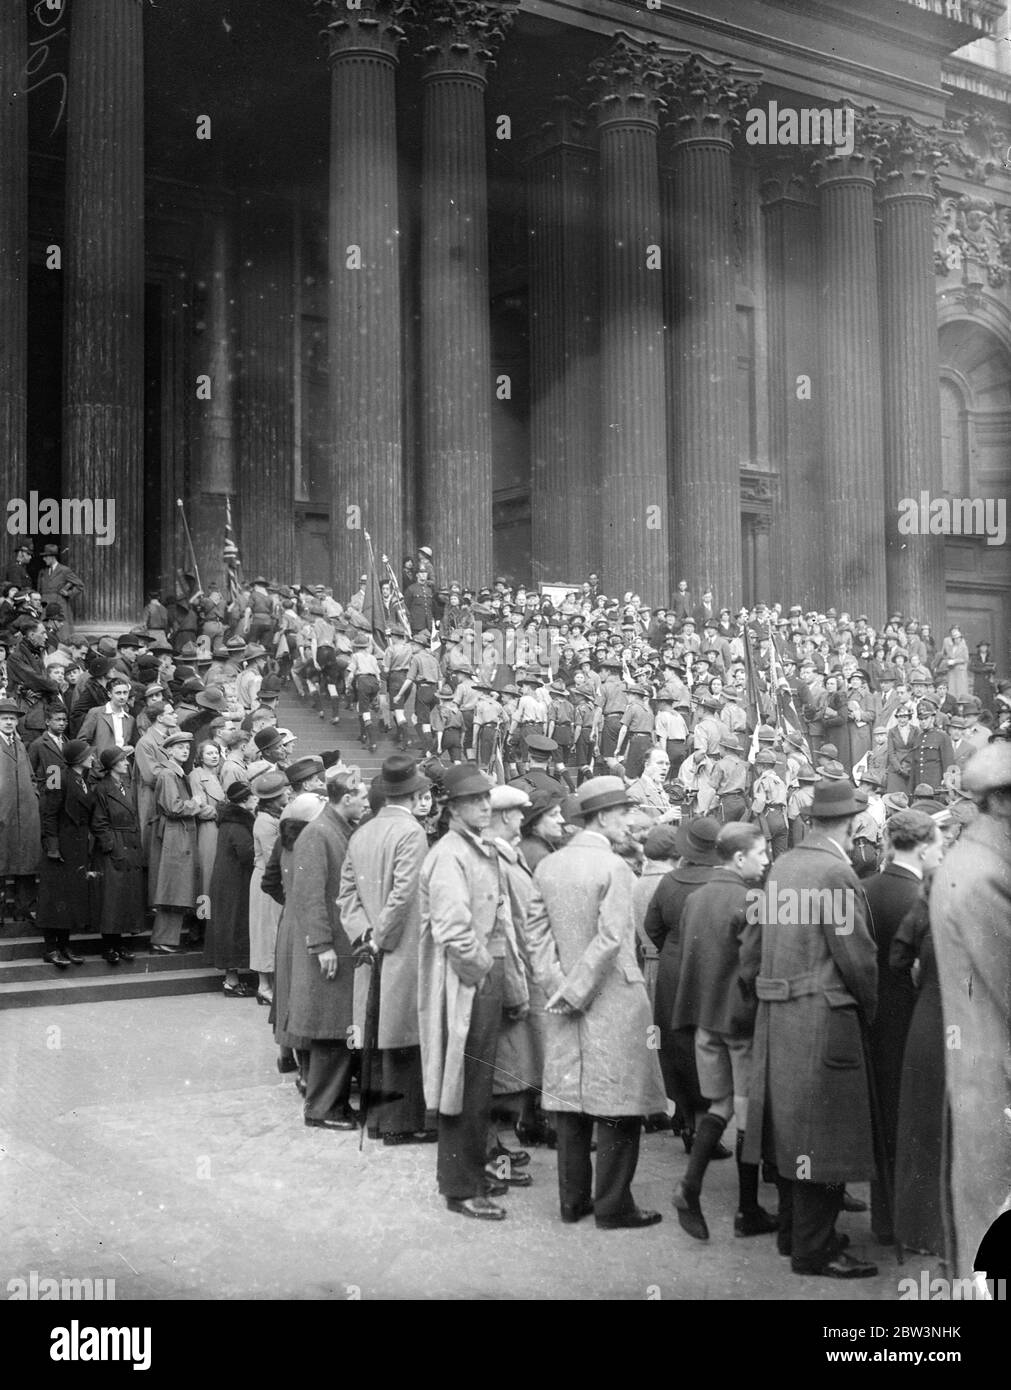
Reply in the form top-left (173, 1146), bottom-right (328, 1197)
top-left (0, 0), bottom-right (27, 510)
top-left (415, 1), bottom-right (515, 588)
top-left (526, 98), bottom-right (601, 584)
top-left (666, 53), bottom-right (759, 609)
top-left (761, 163), bottom-right (824, 611)
top-left (63, 0), bottom-right (144, 622)
top-left (237, 196), bottom-right (297, 581)
top-left (815, 126), bottom-right (887, 619)
top-left (587, 35), bottom-right (669, 605)
top-left (322, 0), bottom-right (407, 598)
top-left (192, 209), bottom-right (238, 589)
top-left (875, 118), bottom-right (947, 624)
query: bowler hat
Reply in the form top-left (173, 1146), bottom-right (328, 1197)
top-left (443, 766), bottom-right (495, 800)
top-left (375, 752), bottom-right (430, 798)
top-left (576, 776), bottom-right (636, 818)
top-left (809, 779), bottom-right (861, 818)
top-left (673, 816), bottom-right (721, 865)
top-left (254, 727), bottom-right (285, 752)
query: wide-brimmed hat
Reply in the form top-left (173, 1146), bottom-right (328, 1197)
top-left (285, 755), bottom-right (324, 787)
top-left (443, 766), bottom-right (495, 800)
top-left (411, 631), bottom-right (431, 647)
top-left (195, 686), bottom-right (227, 712)
top-left (576, 776), bottom-right (636, 818)
top-left (755, 749), bottom-right (777, 766)
top-left (858, 768), bottom-right (883, 787)
top-left (810, 779), bottom-right (861, 818)
top-left (242, 644), bottom-right (267, 663)
top-left (719, 733), bottom-right (742, 753)
top-left (376, 753), bottom-right (431, 798)
top-left (673, 816), bottom-right (721, 865)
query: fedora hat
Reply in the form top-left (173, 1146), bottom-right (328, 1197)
top-left (443, 766), bottom-right (495, 800)
top-left (285, 755), bottom-right (325, 787)
top-left (376, 753), bottom-right (431, 798)
top-left (673, 816), bottom-right (721, 866)
top-left (195, 686), bottom-right (227, 712)
top-left (810, 779), bottom-right (861, 818)
top-left (576, 776), bottom-right (636, 818)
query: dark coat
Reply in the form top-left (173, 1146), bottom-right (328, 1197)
top-left (642, 860), bottom-right (713, 1109)
top-left (0, 732), bottom-right (42, 876)
top-left (909, 728), bottom-right (954, 793)
top-left (91, 772), bottom-right (145, 935)
top-left (209, 803), bottom-right (255, 970)
top-left (673, 869), bottom-right (762, 1038)
top-left (885, 726), bottom-right (915, 794)
top-left (38, 766), bottom-right (95, 931)
top-left (27, 731), bottom-right (66, 792)
top-left (284, 805), bottom-right (355, 1041)
top-left (863, 863), bottom-right (922, 1172)
top-left (744, 832), bottom-right (878, 1183)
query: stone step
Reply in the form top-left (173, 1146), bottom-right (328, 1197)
top-left (0, 946), bottom-right (208, 984)
top-left (0, 931), bottom-right (153, 962)
top-left (275, 692), bottom-right (405, 778)
top-left (0, 967), bottom-right (225, 1010)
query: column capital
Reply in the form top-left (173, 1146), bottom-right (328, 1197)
top-left (868, 114), bottom-right (951, 202)
top-left (408, 0), bottom-right (517, 81)
top-left (524, 96), bottom-right (595, 163)
top-left (662, 52), bottom-right (761, 148)
top-left (586, 32), bottom-right (668, 132)
top-left (315, 0), bottom-right (410, 62)
top-left (813, 108), bottom-right (884, 187)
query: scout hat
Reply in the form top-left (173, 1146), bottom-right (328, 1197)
top-left (754, 749), bottom-right (777, 766)
top-left (719, 733), bottom-right (742, 753)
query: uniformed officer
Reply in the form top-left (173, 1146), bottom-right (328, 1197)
top-left (910, 701), bottom-right (954, 793)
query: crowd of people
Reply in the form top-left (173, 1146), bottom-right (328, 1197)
top-left (1, 539), bottom-right (1009, 1288)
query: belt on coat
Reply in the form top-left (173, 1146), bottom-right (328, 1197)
top-left (755, 971), bottom-right (822, 1002)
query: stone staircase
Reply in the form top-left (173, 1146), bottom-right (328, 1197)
top-left (0, 687), bottom-right (403, 1011)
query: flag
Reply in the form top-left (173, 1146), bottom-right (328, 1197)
top-left (223, 497), bottom-right (241, 609)
top-left (741, 625), bottom-right (766, 761)
top-left (769, 628), bottom-right (812, 761)
top-left (360, 533), bottom-right (390, 651)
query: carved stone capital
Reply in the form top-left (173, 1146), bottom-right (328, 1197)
top-left (662, 52), bottom-right (761, 147)
top-left (812, 110), bottom-right (884, 188)
top-left (866, 115), bottom-right (950, 202)
top-left (586, 32), bottom-right (668, 132)
top-left (315, 0), bottom-right (410, 62)
top-left (408, 0), bottom-right (517, 81)
top-left (525, 95), bottom-right (595, 163)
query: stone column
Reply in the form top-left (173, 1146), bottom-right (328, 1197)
top-left (525, 97), bottom-right (601, 584)
top-left (191, 209), bottom-right (238, 590)
top-left (237, 196), bottom-right (297, 582)
top-left (876, 118), bottom-right (947, 624)
top-left (665, 53), bottom-right (759, 610)
top-left (63, 0), bottom-right (145, 622)
top-left (587, 35), bottom-right (669, 605)
top-left (415, 1), bottom-right (515, 589)
top-left (0, 0), bottom-right (27, 509)
top-left (321, 0), bottom-right (407, 599)
top-left (761, 163), bottom-right (824, 611)
top-left (815, 126), bottom-right (887, 619)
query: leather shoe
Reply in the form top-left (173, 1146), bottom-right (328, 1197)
top-left (151, 944), bottom-right (177, 954)
top-left (672, 1181), bottom-right (709, 1240)
top-left (102, 950), bottom-right (120, 965)
top-left (484, 1164), bottom-right (532, 1188)
top-left (43, 950), bottom-right (70, 970)
top-left (734, 1206), bottom-right (779, 1237)
top-left (63, 948), bottom-right (85, 965)
top-left (488, 1143), bottom-right (530, 1168)
top-left (560, 1199), bottom-right (594, 1224)
top-left (277, 1053), bottom-right (298, 1074)
top-left (792, 1250), bottom-right (878, 1279)
top-left (712, 1141), bottom-right (732, 1160)
top-left (596, 1207), bottom-right (662, 1231)
top-left (305, 1114), bottom-right (357, 1131)
top-left (117, 947), bottom-right (135, 961)
top-left (446, 1197), bottom-right (506, 1221)
top-left (840, 1189), bottom-right (868, 1213)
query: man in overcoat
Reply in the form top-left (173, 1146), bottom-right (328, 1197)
top-left (286, 767), bottom-right (369, 1130)
top-left (930, 742), bottom-right (1011, 1279)
top-left (0, 697), bottom-right (43, 923)
top-left (744, 777), bottom-right (879, 1278)
top-left (418, 766), bottom-right (526, 1221)
top-left (337, 753), bottom-right (435, 1145)
top-left (525, 776), bottom-right (666, 1229)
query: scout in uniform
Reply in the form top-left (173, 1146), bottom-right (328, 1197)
top-left (432, 685), bottom-right (465, 763)
top-left (751, 749), bottom-right (789, 860)
top-left (613, 683), bottom-right (654, 780)
top-left (709, 733), bottom-right (749, 823)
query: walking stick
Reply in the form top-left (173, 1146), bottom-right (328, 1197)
top-left (176, 499), bottom-right (203, 596)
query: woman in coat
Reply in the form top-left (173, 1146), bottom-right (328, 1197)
top-left (189, 738), bottom-right (227, 914)
top-left (91, 747), bottom-right (144, 964)
top-left (149, 731), bottom-right (201, 951)
top-left (209, 782), bottom-right (257, 995)
top-left (937, 625), bottom-right (970, 702)
top-left (37, 737), bottom-right (95, 968)
top-left (247, 768), bottom-right (289, 1005)
top-left (969, 641), bottom-right (997, 711)
top-left (267, 793), bottom-right (325, 1094)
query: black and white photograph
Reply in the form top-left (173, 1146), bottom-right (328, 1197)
top-left (1, 0), bottom-right (1010, 1339)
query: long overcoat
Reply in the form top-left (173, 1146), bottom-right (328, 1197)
top-left (209, 802), bottom-right (255, 970)
top-left (491, 837), bottom-right (542, 1096)
top-left (149, 764), bottom-right (199, 909)
top-left (929, 812), bottom-right (1011, 1276)
top-left (0, 732), bottom-right (42, 876)
top-left (284, 804), bottom-right (355, 1041)
top-left (90, 772), bottom-right (144, 935)
top-left (743, 832), bottom-right (878, 1183)
top-left (336, 805), bottom-right (428, 1049)
top-left (248, 806), bottom-right (283, 974)
top-left (524, 829), bottom-right (667, 1118)
top-left (643, 861), bottom-right (713, 1107)
top-left (268, 823), bottom-right (311, 1051)
top-left (37, 766), bottom-right (95, 930)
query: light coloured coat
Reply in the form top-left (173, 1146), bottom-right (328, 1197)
top-left (929, 812), bottom-right (1011, 1276)
top-left (337, 805), bottom-right (428, 1049)
top-left (524, 829), bottom-right (667, 1117)
top-left (284, 805), bottom-right (355, 1041)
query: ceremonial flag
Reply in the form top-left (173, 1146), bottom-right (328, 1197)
top-left (769, 627), bottom-right (812, 761)
top-left (223, 497), bottom-right (241, 608)
top-left (361, 531), bottom-right (390, 651)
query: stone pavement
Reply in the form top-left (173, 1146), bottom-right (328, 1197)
top-left (0, 994), bottom-right (934, 1301)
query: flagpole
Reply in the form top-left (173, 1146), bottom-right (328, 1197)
top-left (176, 499), bottom-right (203, 595)
top-left (362, 530), bottom-right (391, 643)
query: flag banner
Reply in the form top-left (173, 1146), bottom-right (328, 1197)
top-left (223, 497), bottom-right (241, 609)
top-left (769, 627), bottom-right (812, 761)
top-left (361, 531), bottom-right (390, 651)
